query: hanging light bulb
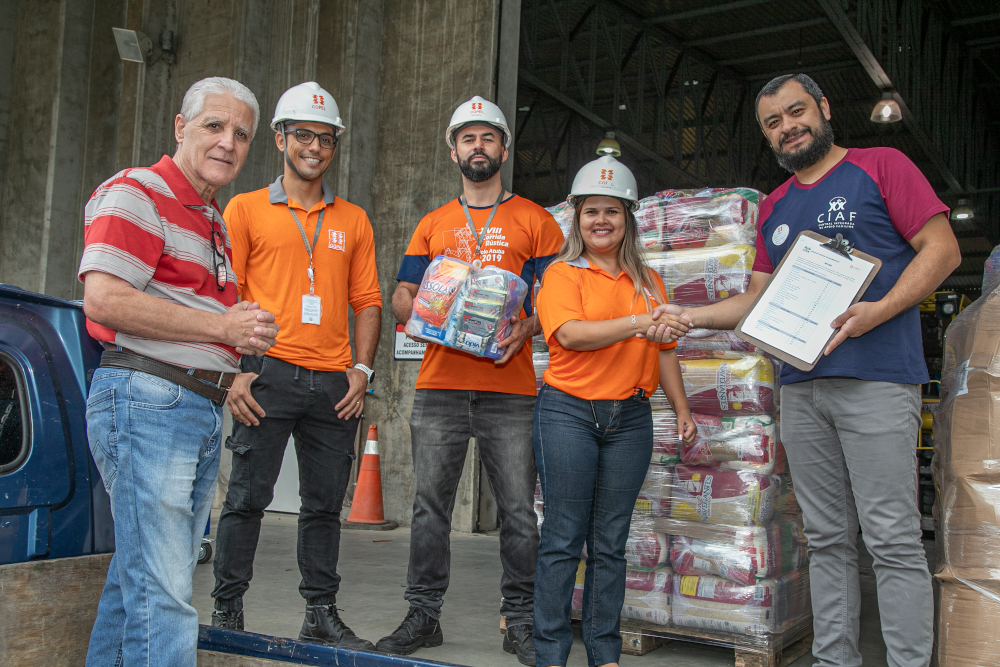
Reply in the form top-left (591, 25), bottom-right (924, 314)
top-left (951, 199), bottom-right (975, 221)
top-left (596, 131), bottom-right (622, 157)
top-left (870, 92), bottom-right (902, 123)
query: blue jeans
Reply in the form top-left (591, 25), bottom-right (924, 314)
top-left (532, 385), bottom-right (653, 667)
top-left (84, 368), bottom-right (223, 667)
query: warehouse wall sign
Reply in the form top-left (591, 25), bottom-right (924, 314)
top-left (394, 323), bottom-right (426, 360)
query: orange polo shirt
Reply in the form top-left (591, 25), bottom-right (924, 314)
top-left (397, 195), bottom-right (565, 395)
top-left (224, 176), bottom-right (382, 372)
top-left (537, 257), bottom-right (676, 400)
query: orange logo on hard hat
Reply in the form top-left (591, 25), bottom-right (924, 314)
top-left (471, 102), bottom-right (483, 114)
top-left (600, 169), bottom-right (614, 181)
top-left (313, 94), bottom-right (325, 105)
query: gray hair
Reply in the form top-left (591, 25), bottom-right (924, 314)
top-left (755, 74), bottom-right (824, 126)
top-left (180, 77), bottom-right (260, 139)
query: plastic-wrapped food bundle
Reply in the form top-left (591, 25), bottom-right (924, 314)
top-left (666, 521), bottom-right (808, 586)
top-left (932, 286), bottom-right (1000, 665)
top-left (635, 465), bottom-right (673, 517)
top-left (626, 530), bottom-right (669, 570)
top-left (406, 255), bottom-right (529, 359)
top-left (623, 566), bottom-right (672, 625)
top-left (651, 405), bottom-right (679, 465)
top-left (681, 413), bottom-right (784, 475)
top-left (546, 201), bottom-right (574, 239)
top-left (653, 189), bottom-right (761, 250)
top-left (679, 355), bottom-right (776, 415)
top-left (671, 569), bottom-right (811, 635)
top-left (677, 329), bottom-right (758, 360)
top-left (670, 465), bottom-right (778, 526)
top-left (646, 245), bottom-right (755, 306)
top-left (634, 197), bottom-right (667, 251)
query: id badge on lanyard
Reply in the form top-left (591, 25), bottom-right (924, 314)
top-left (460, 189), bottom-right (505, 268)
top-left (287, 206), bottom-right (326, 325)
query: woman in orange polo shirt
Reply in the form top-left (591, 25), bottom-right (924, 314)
top-left (532, 156), bottom-right (696, 667)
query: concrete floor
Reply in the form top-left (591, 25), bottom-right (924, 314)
top-left (192, 511), bottom-right (930, 667)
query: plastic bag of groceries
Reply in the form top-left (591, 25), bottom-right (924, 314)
top-left (546, 201), bottom-right (575, 239)
top-left (670, 465), bottom-right (779, 526)
top-left (671, 569), bottom-right (811, 635)
top-left (623, 566), bottom-right (672, 625)
top-left (679, 355), bottom-right (776, 415)
top-left (680, 413), bottom-right (785, 475)
top-left (635, 465), bottom-right (673, 517)
top-left (676, 329), bottom-right (758, 360)
top-left (407, 255), bottom-right (529, 359)
top-left (653, 188), bottom-right (762, 250)
top-left (667, 522), bottom-right (808, 586)
top-left (646, 244), bottom-right (755, 306)
top-left (626, 523), bottom-right (670, 570)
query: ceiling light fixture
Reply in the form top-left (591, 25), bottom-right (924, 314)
top-left (870, 92), bottom-right (902, 123)
top-left (951, 199), bottom-right (975, 221)
top-left (596, 131), bottom-right (621, 157)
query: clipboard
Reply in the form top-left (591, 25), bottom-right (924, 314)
top-left (735, 231), bottom-right (882, 372)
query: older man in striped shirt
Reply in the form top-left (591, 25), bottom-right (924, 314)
top-left (79, 77), bottom-right (279, 667)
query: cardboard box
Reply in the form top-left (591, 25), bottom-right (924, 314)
top-left (935, 568), bottom-right (1000, 666)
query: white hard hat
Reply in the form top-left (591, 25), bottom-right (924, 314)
top-left (271, 82), bottom-right (345, 136)
top-left (446, 95), bottom-right (512, 148)
top-left (566, 156), bottom-right (639, 210)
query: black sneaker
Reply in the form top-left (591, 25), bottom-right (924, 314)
top-left (299, 604), bottom-right (375, 651)
top-left (503, 623), bottom-right (536, 666)
top-left (375, 607), bottom-right (444, 655)
top-left (211, 607), bottom-right (244, 631)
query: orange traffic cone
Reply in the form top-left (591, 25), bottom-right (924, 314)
top-left (344, 425), bottom-right (398, 530)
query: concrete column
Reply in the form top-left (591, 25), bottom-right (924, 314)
top-left (363, 0), bottom-right (503, 528)
top-left (496, 0), bottom-right (521, 193)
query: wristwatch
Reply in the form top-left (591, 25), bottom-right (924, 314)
top-left (354, 363), bottom-right (375, 384)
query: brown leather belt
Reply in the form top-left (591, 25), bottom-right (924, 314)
top-left (99, 347), bottom-right (237, 406)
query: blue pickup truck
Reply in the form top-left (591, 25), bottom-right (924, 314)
top-left (0, 284), bottom-right (455, 667)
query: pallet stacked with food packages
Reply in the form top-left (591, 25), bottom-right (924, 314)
top-left (533, 188), bottom-right (813, 659)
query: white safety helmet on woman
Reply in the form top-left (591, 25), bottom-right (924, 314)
top-left (566, 155), bottom-right (639, 211)
top-left (271, 81), bottom-right (346, 136)
top-left (446, 95), bottom-right (512, 149)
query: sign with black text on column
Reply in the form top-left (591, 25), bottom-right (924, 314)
top-left (394, 323), bottom-right (426, 360)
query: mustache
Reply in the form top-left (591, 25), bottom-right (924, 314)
top-left (779, 127), bottom-right (811, 147)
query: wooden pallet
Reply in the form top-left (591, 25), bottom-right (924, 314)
top-left (570, 612), bottom-right (814, 666)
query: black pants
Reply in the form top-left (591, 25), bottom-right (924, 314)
top-left (212, 355), bottom-right (359, 607)
top-left (405, 389), bottom-right (539, 626)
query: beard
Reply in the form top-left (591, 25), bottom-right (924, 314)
top-left (773, 117), bottom-right (835, 173)
top-left (459, 150), bottom-right (503, 182)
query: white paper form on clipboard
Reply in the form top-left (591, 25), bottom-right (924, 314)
top-left (736, 231), bottom-right (881, 371)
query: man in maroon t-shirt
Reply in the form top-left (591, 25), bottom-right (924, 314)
top-left (78, 77), bottom-right (279, 667)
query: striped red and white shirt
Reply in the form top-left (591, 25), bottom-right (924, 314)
top-left (79, 155), bottom-right (240, 372)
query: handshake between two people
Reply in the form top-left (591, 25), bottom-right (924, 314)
top-left (634, 304), bottom-right (694, 344)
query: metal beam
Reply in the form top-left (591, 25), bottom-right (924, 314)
top-left (816, 0), bottom-right (964, 192)
top-left (748, 59), bottom-right (859, 81)
top-left (519, 70), bottom-right (699, 185)
top-left (952, 12), bottom-right (1000, 27)
top-left (685, 17), bottom-right (829, 47)
top-left (718, 41), bottom-right (843, 66)
top-left (647, 0), bottom-right (775, 24)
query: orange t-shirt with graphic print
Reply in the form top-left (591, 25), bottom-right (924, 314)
top-left (225, 176), bottom-right (382, 372)
top-left (397, 194), bottom-right (565, 395)
top-left (537, 257), bottom-right (677, 401)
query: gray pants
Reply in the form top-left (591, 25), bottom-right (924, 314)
top-left (780, 378), bottom-right (931, 667)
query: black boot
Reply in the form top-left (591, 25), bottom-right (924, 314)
top-left (503, 623), bottom-right (536, 666)
top-left (375, 607), bottom-right (443, 655)
top-left (212, 598), bottom-right (244, 631)
top-left (299, 603), bottom-right (375, 650)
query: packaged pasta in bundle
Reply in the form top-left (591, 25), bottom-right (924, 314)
top-left (666, 522), bottom-right (808, 586)
top-left (670, 465), bottom-right (779, 526)
top-left (676, 329), bottom-right (758, 360)
top-left (635, 465), bottom-right (673, 517)
top-left (670, 569), bottom-right (811, 635)
top-left (625, 525), bottom-right (670, 570)
top-left (646, 244), bottom-right (755, 306)
top-left (633, 197), bottom-right (668, 251)
top-left (680, 413), bottom-right (784, 475)
top-left (679, 355), bottom-right (777, 415)
top-left (407, 256), bottom-right (529, 359)
top-left (650, 404), bottom-right (679, 465)
top-left (653, 187), bottom-right (762, 250)
top-left (622, 566), bottom-right (672, 625)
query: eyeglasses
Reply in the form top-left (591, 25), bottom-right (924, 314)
top-left (209, 219), bottom-right (228, 292)
top-left (289, 128), bottom-right (337, 150)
